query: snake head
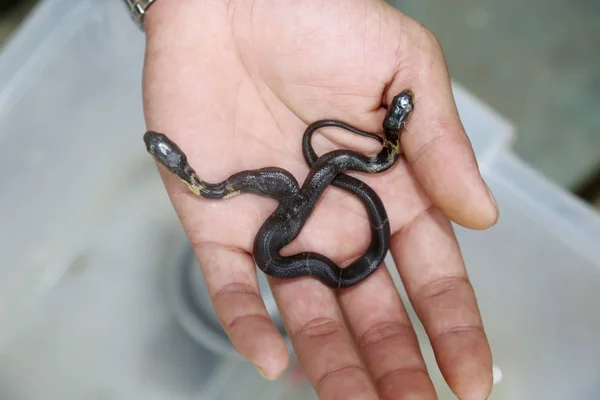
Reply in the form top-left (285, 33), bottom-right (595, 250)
top-left (383, 90), bottom-right (414, 132)
top-left (143, 131), bottom-right (190, 179)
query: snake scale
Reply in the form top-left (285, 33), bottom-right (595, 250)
top-left (143, 90), bottom-right (414, 288)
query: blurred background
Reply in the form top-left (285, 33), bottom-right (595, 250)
top-left (1, 0), bottom-right (599, 208)
top-left (388, 0), bottom-right (600, 209)
top-left (0, 1), bottom-right (599, 399)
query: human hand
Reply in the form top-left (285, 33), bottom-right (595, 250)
top-left (142, 1), bottom-right (499, 399)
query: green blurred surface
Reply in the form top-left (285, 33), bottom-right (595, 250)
top-left (388, 0), bottom-right (600, 189)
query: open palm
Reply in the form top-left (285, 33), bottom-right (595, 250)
top-left (142, 1), bottom-right (498, 399)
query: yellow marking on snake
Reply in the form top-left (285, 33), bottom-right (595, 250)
top-left (223, 190), bottom-right (241, 199)
top-left (178, 177), bottom-right (202, 196)
top-left (383, 138), bottom-right (401, 155)
top-left (178, 173), bottom-right (207, 196)
top-left (263, 258), bottom-right (274, 272)
top-left (373, 217), bottom-right (389, 231)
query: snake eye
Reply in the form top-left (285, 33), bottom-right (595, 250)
top-left (397, 91), bottom-right (413, 112)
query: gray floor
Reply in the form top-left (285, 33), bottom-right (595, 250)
top-left (389, 0), bottom-right (600, 190)
top-left (1, 0), bottom-right (599, 190)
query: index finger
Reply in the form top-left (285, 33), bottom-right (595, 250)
top-left (384, 11), bottom-right (499, 230)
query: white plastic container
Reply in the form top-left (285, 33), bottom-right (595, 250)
top-left (0, 1), bottom-right (598, 399)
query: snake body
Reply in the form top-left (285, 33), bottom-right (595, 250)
top-left (143, 90), bottom-right (413, 288)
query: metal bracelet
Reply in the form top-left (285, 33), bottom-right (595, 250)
top-left (123, 0), bottom-right (157, 31)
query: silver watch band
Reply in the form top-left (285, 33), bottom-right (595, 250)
top-left (124, 0), bottom-right (158, 30)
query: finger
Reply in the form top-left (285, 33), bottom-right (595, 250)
top-left (382, 9), bottom-right (499, 230)
top-left (338, 266), bottom-right (438, 400)
top-left (390, 206), bottom-right (493, 400)
top-left (270, 278), bottom-right (379, 400)
top-left (192, 241), bottom-right (289, 380)
top-left (151, 145), bottom-right (290, 379)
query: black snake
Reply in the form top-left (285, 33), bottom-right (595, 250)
top-left (143, 90), bottom-right (413, 288)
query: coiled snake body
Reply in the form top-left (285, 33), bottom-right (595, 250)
top-left (144, 90), bottom-right (413, 288)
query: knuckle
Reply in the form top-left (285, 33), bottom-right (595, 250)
top-left (191, 239), bottom-right (248, 257)
top-left (412, 20), bottom-right (444, 57)
top-left (358, 321), bottom-right (416, 350)
top-left (420, 23), bottom-right (441, 48)
top-left (316, 365), bottom-right (367, 393)
top-left (293, 317), bottom-right (345, 342)
top-left (212, 281), bottom-right (261, 303)
top-left (227, 312), bottom-right (272, 331)
top-left (376, 365), bottom-right (430, 387)
top-left (433, 323), bottom-right (486, 345)
top-left (406, 116), bottom-right (472, 167)
top-left (408, 132), bottom-right (445, 165)
top-left (210, 282), bottom-right (270, 331)
top-left (414, 275), bottom-right (472, 304)
top-left (397, 204), bottom-right (436, 237)
top-left (376, 367), bottom-right (432, 398)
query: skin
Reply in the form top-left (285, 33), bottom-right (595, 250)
top-left (143, 92), bottom-right (412, 288)
top-left (142, 1), bottom-right (499, 399)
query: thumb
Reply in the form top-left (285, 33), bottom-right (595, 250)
top-left (383, 9), bottom-right (498, 230)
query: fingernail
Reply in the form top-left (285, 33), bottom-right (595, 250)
top-left (484, 181), bottom-right (499, 214)
top-left (255, 365), bottom-right (272, 380)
